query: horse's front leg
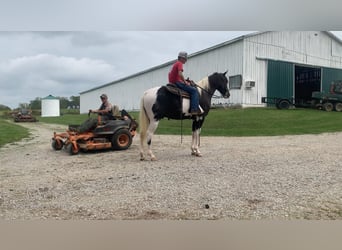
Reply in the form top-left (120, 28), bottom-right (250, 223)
top-left (191, 117), bottom-right (203, 157)
top-left (191, 129), bottom-right (202, 157)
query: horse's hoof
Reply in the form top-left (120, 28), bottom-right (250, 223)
top-left (192, 152), bottom-right (202, 157)
top-left (151, 156), bottom-right (157, 161)
top-left (140, 157), bottom-right (145, 161)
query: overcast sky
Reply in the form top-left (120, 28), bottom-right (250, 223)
top-left (0, 31), bottom-right (257, 108)
top-left (1, 0), bottom-right (342, 109)
top-left (1, 31), bottom-right (342, 109)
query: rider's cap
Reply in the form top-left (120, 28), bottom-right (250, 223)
top-left (100, 94), bottom-right (108, 99)
top-left (178, 51), bottom-right (188, 60)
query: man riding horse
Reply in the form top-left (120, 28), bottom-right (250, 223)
top-left (140, 69), bottom-right (230, 161)
top-left (168, 51), bottom-right (203, 116)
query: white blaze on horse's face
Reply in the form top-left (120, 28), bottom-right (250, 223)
top-left (224, 78), bottom-right (230, 98)
top-left (220, 71), bottom-right (230, 98)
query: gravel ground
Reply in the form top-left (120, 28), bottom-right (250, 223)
top-left (0, 121), bottom-right (342, 220)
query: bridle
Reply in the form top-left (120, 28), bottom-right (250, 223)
top-left (193, 80), bottom-right (228, 99)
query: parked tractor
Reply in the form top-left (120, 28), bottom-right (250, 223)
top-left (13, 109), bottom-right (38, 122)
top-left (311, 81), bottom-right (342, 111)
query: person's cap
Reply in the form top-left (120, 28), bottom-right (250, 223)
top-left (178, 51), bottom-right (188, 60)
top-left (100, 94), bottom-right (108, 99)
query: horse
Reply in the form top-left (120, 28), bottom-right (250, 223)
top-left (139, 71), bottom-right (230, 161)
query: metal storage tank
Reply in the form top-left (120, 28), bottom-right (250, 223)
top-left (41, 95), bottom-right (60, 117)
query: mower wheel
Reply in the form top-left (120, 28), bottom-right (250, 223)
top-left (112, 129), bottom-right (132, 150)
top-left (52, 139), bottom-right (64, 150)
top-left (66, 143), bottom-right (79, 155)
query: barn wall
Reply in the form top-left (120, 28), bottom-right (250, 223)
top-left (80, 31), bottom-right (342, 111)
top-left (241, 31), bottom-right (342, 106)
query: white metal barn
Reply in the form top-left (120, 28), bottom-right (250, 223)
top-left (79, 31), bottom-right (342, 113)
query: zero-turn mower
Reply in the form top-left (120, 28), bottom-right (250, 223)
top-left (51, 110), bottom-right (138, 155)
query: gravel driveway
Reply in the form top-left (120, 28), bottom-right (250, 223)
top-left (0, 121), bottom-right (341, 219)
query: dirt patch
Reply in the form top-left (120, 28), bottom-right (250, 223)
top-left (0, 121), bottom-right (341, 219)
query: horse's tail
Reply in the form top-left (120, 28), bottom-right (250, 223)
top-left (139, 95), bottom-right (149, 147)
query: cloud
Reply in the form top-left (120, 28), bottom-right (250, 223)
top-left (1, 31), bottom-right (340, 109)
top-left (0, 53), bottom-right (116, 108)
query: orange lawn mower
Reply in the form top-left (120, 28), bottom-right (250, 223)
top-left (51, 110), bottom-right (138, 155)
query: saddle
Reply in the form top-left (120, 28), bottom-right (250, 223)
top-left (165, 83), bottom-right (191, 98)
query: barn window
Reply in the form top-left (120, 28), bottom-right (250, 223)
top-left (229, 75), bottom-right (242, 89)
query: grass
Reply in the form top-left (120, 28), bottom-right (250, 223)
top-left (0, 119), bottom-right (30, 147)
top-left (38, 107), bottom-right (342, 136)
top-left (156, 107), bottom-right (342, 136)
top-left (38, 113), bottom-right (91, 125)
top-left (2, 107), bottom-right (342, 147)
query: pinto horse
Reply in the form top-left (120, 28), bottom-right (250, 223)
top-left (139, 71), bottom-right (230, 161)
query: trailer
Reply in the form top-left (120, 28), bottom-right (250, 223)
top-left (310, 81), bottom-right (342, 112)
top-left (261, 97), bottom-right (295, 109)
top-left (262, 81), bottom-right (342, 111)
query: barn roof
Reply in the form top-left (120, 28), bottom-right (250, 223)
top-left (80, 31), bottom-right (260, 94)
top-left (80, 31), bottom-right (342, 94)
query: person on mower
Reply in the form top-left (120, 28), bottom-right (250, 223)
top-left (168, 51), bottom-right (203, 116)
top-left (89, 94), bottom-right (113, 123)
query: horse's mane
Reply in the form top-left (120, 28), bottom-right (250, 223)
top-left (196, 72), bottom-right (222, 88)
top-left (196, 76), bottom-right (209, 90)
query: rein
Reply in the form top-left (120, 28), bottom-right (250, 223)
top-left (194, 82), bottom-right (222, 99)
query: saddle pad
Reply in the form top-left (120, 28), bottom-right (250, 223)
top-left (165, 84), bottom-right (190, 98)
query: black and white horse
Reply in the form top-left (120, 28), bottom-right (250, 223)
top-left (139, 71), bottom-right (230, 161)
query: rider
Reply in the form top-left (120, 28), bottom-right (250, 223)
top-left (89, 94), bottom-right (113, 123)
top-left (168, 51), bottom-right (203, 115)
top-left (89, 94), bottom-right (138, 132)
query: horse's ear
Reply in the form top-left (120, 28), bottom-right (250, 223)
top-left (223, 70), bottom-right (228, 76)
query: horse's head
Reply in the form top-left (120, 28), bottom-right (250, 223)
top-left (209, 71), bottom-right (230, 98)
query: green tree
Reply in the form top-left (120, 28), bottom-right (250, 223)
top-left (69, 95), bottom-right (80, 108)
top-left (0, 104), bottom-right (11, 110)
top-left (30, 97), bottom-right (41, 109)
top-left (19, 103), bottom-right (30, 109)
top-left (59, 97), bottom-right (69, 109)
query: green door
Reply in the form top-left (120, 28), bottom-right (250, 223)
top-left (322, 67), bottom-right (342, 92)
top-left (267, 60), bottom-right (294, 99)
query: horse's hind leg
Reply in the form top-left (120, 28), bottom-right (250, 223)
top-left (139, 136), bottom-right (146, 161)
top-left (145, 121), bottom-right (159, 161)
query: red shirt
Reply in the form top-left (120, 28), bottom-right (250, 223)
top-left (168, 60), bottom-right (184, 83)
